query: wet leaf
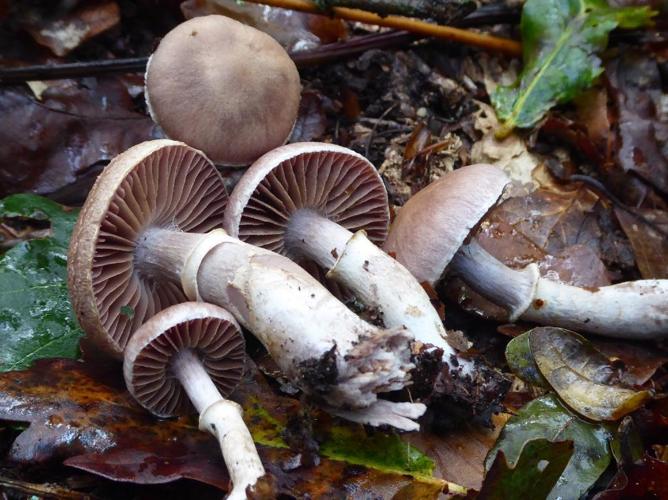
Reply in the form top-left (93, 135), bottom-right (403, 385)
top-left (0, 78), bottom-right (158, 200)
top-left (492, 0), bottom-right (654, 137)
top-left (593, 456), bottom-right (668, 499)
top-left (479, 439), bottom-right (573, 499)
top-left (607, 49), bottom-right (668, 194)
top-left (505, 332), bottom-right (548, 387)
top-left (408, 414), bottom-right (509, 491)
top-left (530, 327), bottom-right (651, 421)
top-left (592, 338), bottom-right (668, 386)
top-left (21, 1), bottom-right (121, 56)
top-left (487, 394), bottom-right (612, 499)
top-left (0, 194), bottom-right (82, 372)
top-left (0, 358), bottom-right (446, 496)
top-left (615, 208), bottom-right (668, 279)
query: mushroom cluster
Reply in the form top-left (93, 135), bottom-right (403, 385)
top-left (67, 12), bottom-right (668, 500)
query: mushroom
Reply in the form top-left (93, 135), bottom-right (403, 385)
top-left (68, 139), bottom-right (424, 430)
top-left (384, 164), bottom-right (668, 339)
top-left (124, 302), bottom-right (263, 500)
top-left (224, 142), bottom-right (456, 353)
top-left (224, 142), bottom-right (510, 413)
top-left (144, 15), bottom-right (301, 166)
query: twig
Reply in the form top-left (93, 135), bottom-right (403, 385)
top-left (0, 31), bottom-right (417, 84)
top-left (243, 0), bottom-right (523, 56)
top-left (0, 57), bottom-right (148, 83)
top-left (569, 174), bottom-right (668, 239)
top-left (0, 476), bottom-right (94, 499)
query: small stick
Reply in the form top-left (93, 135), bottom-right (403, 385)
top-left (0, 31), bottom-right (415, 84)
top-left (244, 0), bottom-right (522, 56)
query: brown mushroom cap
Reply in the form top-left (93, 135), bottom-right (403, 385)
top-left (123, 302), bottom-right (245, 417)
top-left (145, 15), bottom-right (301, 166)
top-left (383, 164), bottom-right (510, 285)
top-left (224, 142), bottom-right (389, 257)
top-left (68, 140), bottom-right (227, 359)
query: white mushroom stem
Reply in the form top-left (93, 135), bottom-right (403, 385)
top-left (451, 240), bottom-right (668, 339)
top-left (171, 349), bottom-right (264, 500)
top-left (136, 228), bottom-right (425, 430)
top-left (284, 209), bottom-right (474, 374)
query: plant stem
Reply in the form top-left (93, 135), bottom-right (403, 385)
top-left (244, 0), bottom-right (522, 56)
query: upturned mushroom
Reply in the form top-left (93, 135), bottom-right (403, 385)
top-left (68, 139), bottom-right (424, 430)
top-left (384, 164), bottom-right (668, 339)
top-left (224, 143), bottom-right (457, 354)
top-left (224, 142), bottom-right (510, 413)
top-left (144, 15), bottom-right (301, 166)
top-left (124, 302), bottom-right (263, 500)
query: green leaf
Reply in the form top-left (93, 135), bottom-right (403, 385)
top-left (247, 399), bottom-right (436, 479)
top-left (0, 194), bottom-right (83, 372)
top-left (486, 394), bottom-right (612, 499)
top-left (320, 425), bottom-right (435, 478)
top-left (492, 0), bottom-right (654, 138)
top-left (530, 327), bottom-right (651, 421)
top-left (505, 332), bottom-right (548, 387)
top-left (479, 439), bottom-right (573, 500)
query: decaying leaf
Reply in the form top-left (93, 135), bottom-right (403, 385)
top-left (592, 338), bottom-right (668, 386)
top-left (615, 208), bottom-right (668, 279)
top-left (0, 358), bottom-right (448, 496)
top-left (0, 78), bottom-right (158, 200)
top-left (593, 455), bottom-right (668, 499)
top-left (492, 0), bottom-right (654, 137)
top-left (487, 394), bottom-right (612, 500)
top-left (529, 327), bottom-right (651, 421)
top-left (505, 333), bottom-right (548, 388)
top-left (0, 194), bottom-right (82, 372)
top-left (407, 414), bottom-right (509, 491)
top-left (21, 1), bottom-right (121, 57)
top-left (607, 49), bottom-right (668, 195)
top-left (478, 439), bottom-right (573, 500)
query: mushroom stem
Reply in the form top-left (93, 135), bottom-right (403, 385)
top-left (451, 240), bottom-right (668, 338)
top-left (133, 228), bottom-right (424, 427)
top-left (285, 209), bottom-right (474, 373)
top-left (171, 349), bottom-right (265, 500)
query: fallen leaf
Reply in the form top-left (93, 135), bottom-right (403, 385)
top-left (0, 358), bottom-right (447, 496)
top-left (478, 439), bottom-right (574, 500)
top-left (505, 333), bottom-right (548, 388)
top-left (472, 185), bottom-right (626, 292)
top-left (408, 413), bottom-right (509, 491)
top-left (21, 1), bottom-right (120, 57)
top-left (593, 455), bottom-right (668, 499)
top-left (615, 208), bottom-right (668, 279)
top-left (487, 394), bottom-right (613, 499)
top-left (0, 194), bottom-right (82, 372)
top-left (470, 101), bottom-right (540, 188)
top-left (607, 49), bottom-right (668, 194)
top-left (0, 78), bottom-right (158, 200)
top-left (530, 327), bottom-right (651, 421)
top-left (492, 0), bottom-right (653, 137)
top-left (592, 338), bottom-right (668, 386)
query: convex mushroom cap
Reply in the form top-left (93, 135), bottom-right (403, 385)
top-left (383, 163), bottom-right (510, 286)
top-left (145, 15), bottom-right (301, 166)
